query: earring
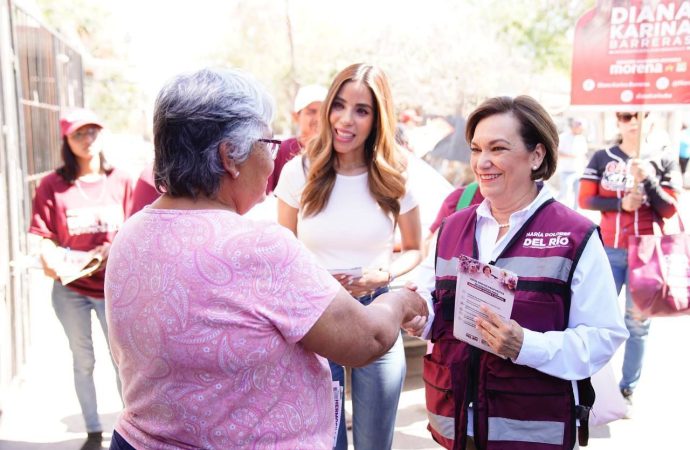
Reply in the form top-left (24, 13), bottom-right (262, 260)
top-left (532, 166), bottom-right (538, 171)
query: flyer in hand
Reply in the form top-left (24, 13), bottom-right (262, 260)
top-left (332, 381), bottom-right (342, 447)
top-left (453, 255), bottom-right (517, 356)
top-left (57, 249), bottom-right (104, 285)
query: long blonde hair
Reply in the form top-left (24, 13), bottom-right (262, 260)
top-left (301, 63), bottom-right (406, 218)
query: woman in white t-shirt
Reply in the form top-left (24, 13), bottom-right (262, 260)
top-left (275, 63), bottom-right (423, 450)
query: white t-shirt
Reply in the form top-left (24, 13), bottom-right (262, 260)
top-left (275, 156), bottom-right (418, 271)
top-left (405, 154), bottom-right (453, 232)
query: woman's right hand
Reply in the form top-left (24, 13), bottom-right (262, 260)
top-left (629, 158), bottom-right (653, 183)
top-left (391, 286), bottom-right (429, 324)
top-left (622, 190), bottom-right (644, 211)
top-left (300, 284), bottom-right (430, 367)
top-left (402, 315), bottom-right (428, 337)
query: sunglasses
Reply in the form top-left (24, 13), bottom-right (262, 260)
top-left (69, 126), bottom-right (101, 142)
top-left (616, 112), bottom-right (649, 123)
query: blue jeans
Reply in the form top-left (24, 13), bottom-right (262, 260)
top-left (330, 288), bottom-right (406, 450)
top-left (110, 430), bottom-right (136, 449)
top-left (52, 281), bottom-right (121, 433)
top-left (604, 247), bottom-right (651, 393)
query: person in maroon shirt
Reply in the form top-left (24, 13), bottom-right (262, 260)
top-left (422, 183), bottom-right (484, 256)
top-left (129, 160), bottom-right (159, 216)
top-left (579, 111), bottom-right (682, 408)
top-left (29, 108), bottom-right (131, 450)
top-left (266, 84), bottom-right (327, 193)
top-left (428, 184), bottom-right (484, 234)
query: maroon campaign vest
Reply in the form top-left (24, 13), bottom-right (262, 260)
top-left (424, 199), bottom-right (598, 450)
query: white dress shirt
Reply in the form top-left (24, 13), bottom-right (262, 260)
top-left (416, 184), bottom-right (629, 380)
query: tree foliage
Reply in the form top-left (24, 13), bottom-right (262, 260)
top-left (491, 0), bottom-right (595, 73)
top-left (33, 0), bottom-right (592, 133)
top-left (36, 0), bottom-right (145, 132)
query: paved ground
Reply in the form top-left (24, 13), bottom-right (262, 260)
top-left (1, 279), bottom-right (689, 450)
top-left (1, 190), bottom-right (690, 449)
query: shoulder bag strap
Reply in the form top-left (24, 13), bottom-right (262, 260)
top-left (455, 182), bottom-right (479, 211)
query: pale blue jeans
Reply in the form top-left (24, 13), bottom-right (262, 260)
top-left (330, 287), bottom-right (406, 450)
top-left (51, 281), bottom-right (121, 433)
top-left (604, 247), bottom-right (651, 393)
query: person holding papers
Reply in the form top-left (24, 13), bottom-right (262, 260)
top-left (29, 108), bottom-right (132, 450)
top-left (413, 96), bottom-right (628, 450)
top-left (275, 63), bottom-right (422, 450)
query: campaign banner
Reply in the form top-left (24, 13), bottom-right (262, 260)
top-left (571, 0), bottom-right (690, 108)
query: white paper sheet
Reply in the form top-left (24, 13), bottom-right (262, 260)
top-left (453, 255), bottom-right (517, 356)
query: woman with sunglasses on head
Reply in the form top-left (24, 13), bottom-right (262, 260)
top-left (579, 111), bottom-right (682, 409)
top-left (29, 108), bottom-right (132, 450)
top-left (275, 63), bottom-right (423, 450)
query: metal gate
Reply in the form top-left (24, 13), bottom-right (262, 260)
top-left (0, 0), bottom-right (83, 410)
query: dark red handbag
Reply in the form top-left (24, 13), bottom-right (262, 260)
top-left (628, 216), bottom-right (690, 317)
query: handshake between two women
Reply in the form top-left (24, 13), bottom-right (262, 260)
top-left (300, 281), bottom-right (429, 369)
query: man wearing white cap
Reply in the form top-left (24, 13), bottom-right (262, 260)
top-left (266, 84), bottom-right (327, 193)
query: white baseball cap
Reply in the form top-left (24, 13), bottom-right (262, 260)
top-left (293, 84), bottom-right (328, 113)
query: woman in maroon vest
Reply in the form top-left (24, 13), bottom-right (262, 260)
top-left (415, 96), bottom-right (628, 450)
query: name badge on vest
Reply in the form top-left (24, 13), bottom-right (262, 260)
top-left (523, 231), bottom-right (572, 249)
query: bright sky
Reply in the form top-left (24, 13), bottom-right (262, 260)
top-left (107, 0), bottom-right (449, 98)
top-left (113, 0), bottom-right (232, 96)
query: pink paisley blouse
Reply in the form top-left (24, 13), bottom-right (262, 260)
top-left (105, 208), bottom-right (340, 449)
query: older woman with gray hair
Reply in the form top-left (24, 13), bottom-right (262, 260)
top-left (104, 68), bottom-right (427, 450)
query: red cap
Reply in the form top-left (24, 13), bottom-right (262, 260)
top-left (59, 108), bottom-right (103, 137)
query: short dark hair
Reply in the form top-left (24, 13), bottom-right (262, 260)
top-left (465, 95), bottom-right (558, 181)
top-left (153, 68), bottom-right (274, 199)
